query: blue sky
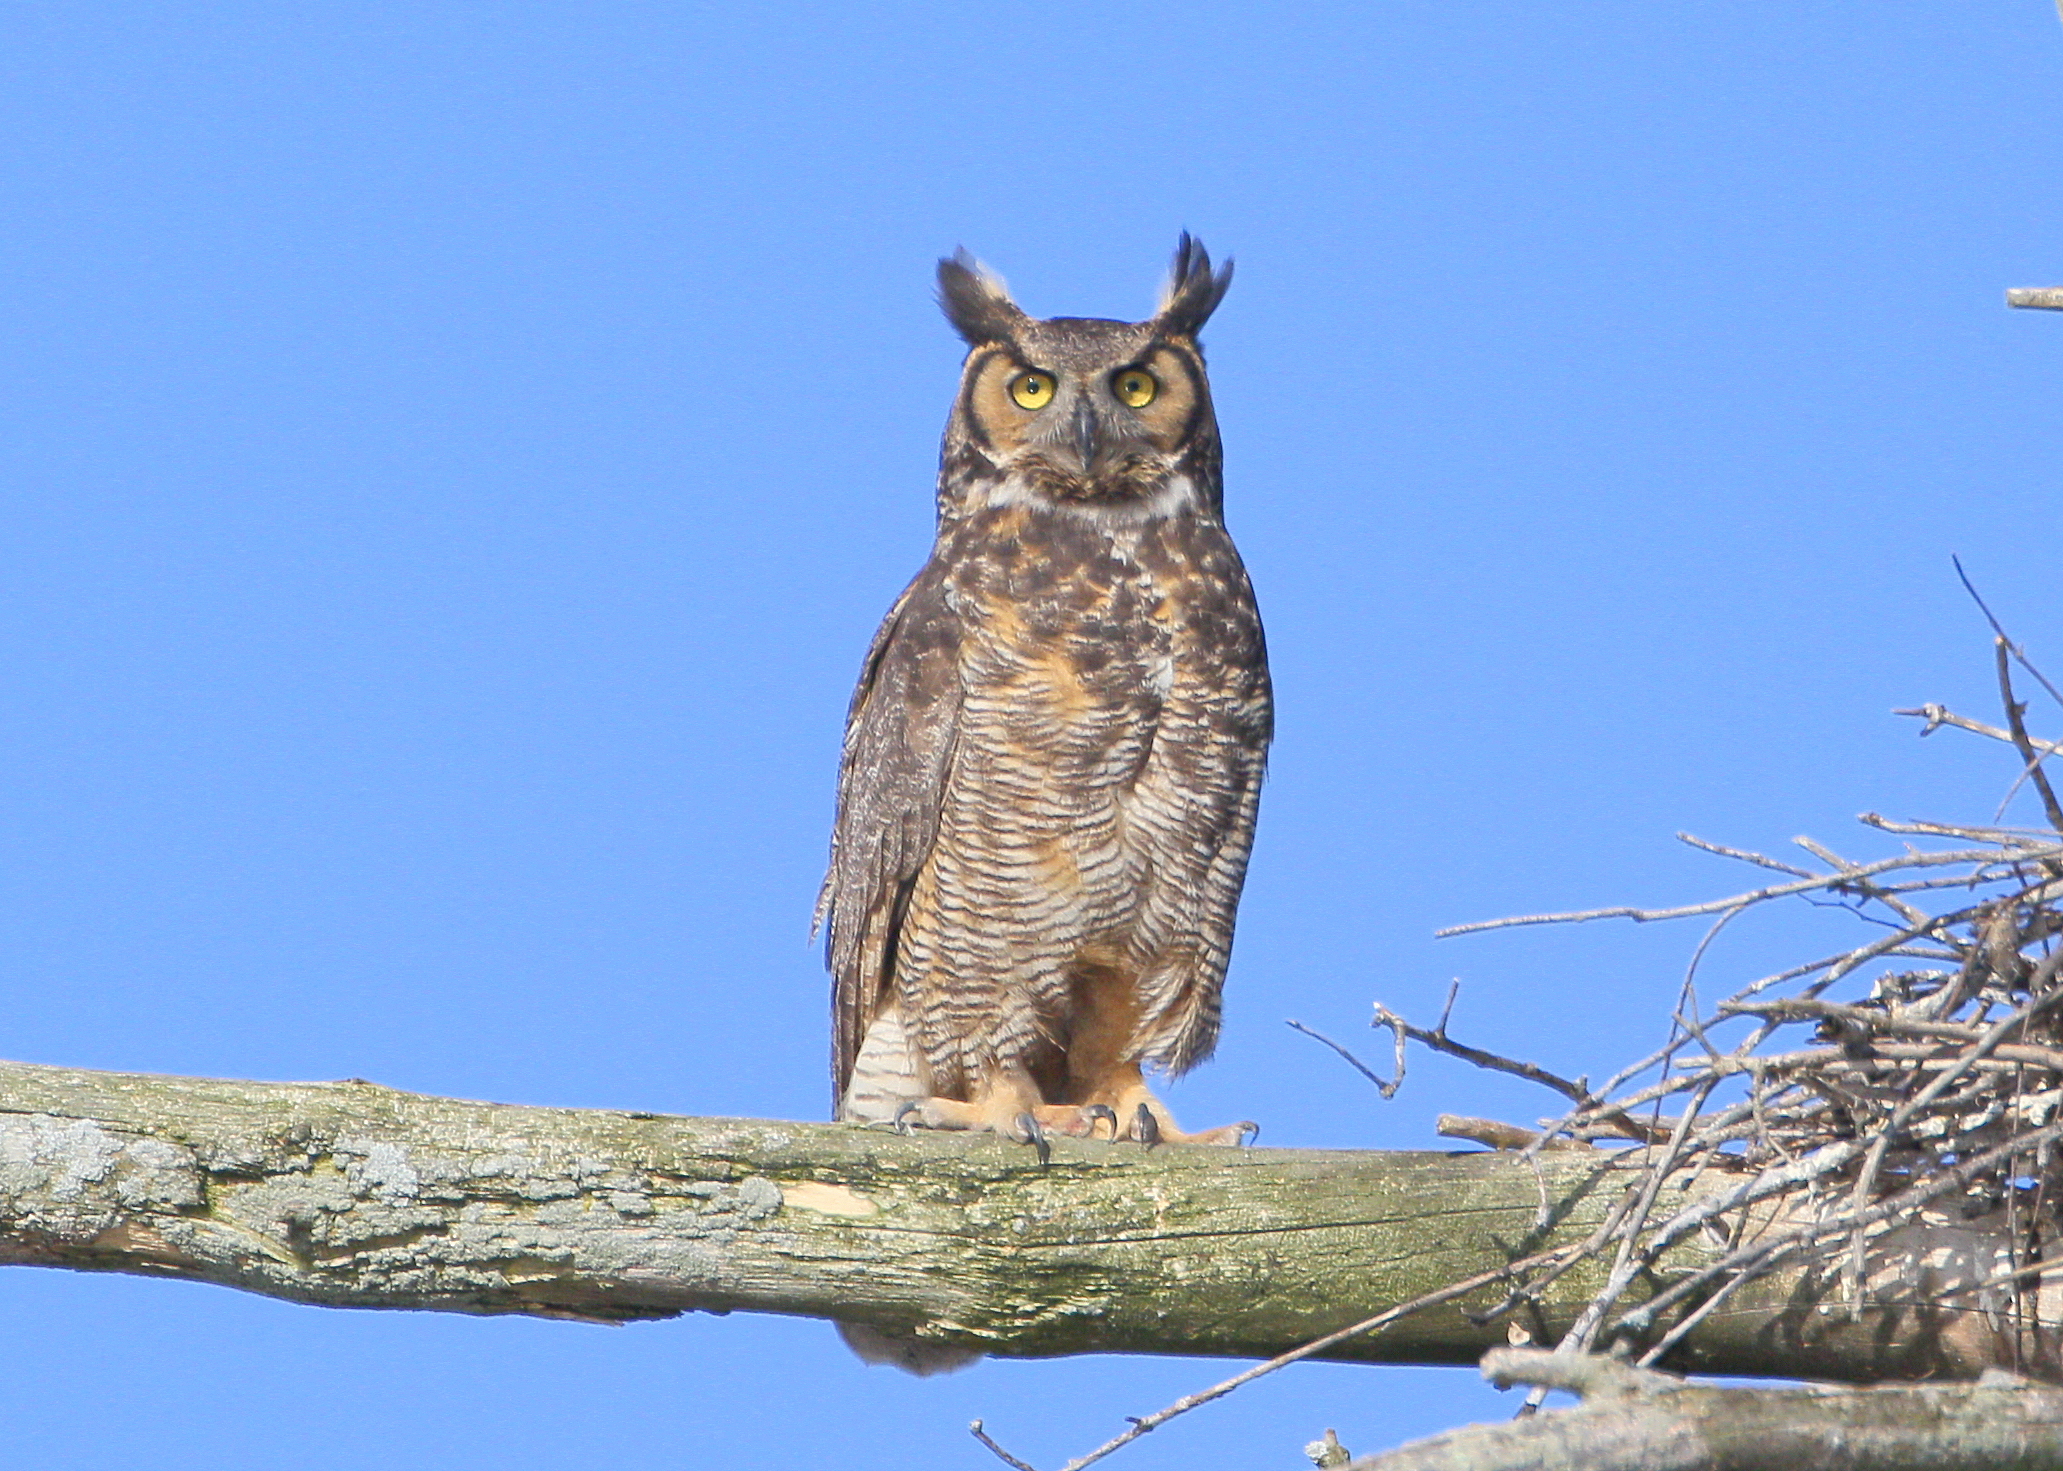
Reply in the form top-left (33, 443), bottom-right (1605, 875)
top-left (3, 5), bottom-right (2060, 1467)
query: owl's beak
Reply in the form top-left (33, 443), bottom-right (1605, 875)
top-left (1070, 395), bottom-right (1104, 471)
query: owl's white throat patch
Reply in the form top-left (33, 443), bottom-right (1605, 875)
top-left (983, 473), bottom-right (1201, 525)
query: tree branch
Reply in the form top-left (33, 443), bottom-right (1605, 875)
top-left (0, 1058), bottom-right (2051, 1381)
top-left (1345, 1349), bottom-right (2063, 1470)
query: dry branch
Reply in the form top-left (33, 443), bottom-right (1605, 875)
top-left (1344, 1349), bottom-right (2063, 1471)
top-left (0, 1057), bottom-right (2038, 1381)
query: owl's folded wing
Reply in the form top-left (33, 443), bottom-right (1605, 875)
top-left (817, 562), bottom-right (964, 1108)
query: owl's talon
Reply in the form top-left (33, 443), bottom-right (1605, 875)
top-left (1131, 1103), bottom-right (1163, 1149)
top-left (1084, 1103), bottom-right (1119, 1138)
top-left (892, 1100), bottom-right (924, 1135)
top-left (1014, 1112), bottom-right (1052, 1166)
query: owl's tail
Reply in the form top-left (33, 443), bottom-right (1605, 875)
top-left (836, 1322), bottom-right (982, 1376)
top-left (837, 1002), bottom-right (925, 1124)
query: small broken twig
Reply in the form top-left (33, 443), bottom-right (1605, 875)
top-left (1372, 1001), bottom-right (1586, 1105)
top-left (1372, 998), bottom-right (1666, 1145)
top-left (970, 1421), bottom-right (1040, 1471)
top-left (1288, 1018), bottom-right (1401, 1099)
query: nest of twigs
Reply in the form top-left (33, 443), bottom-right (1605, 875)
top-left (1361, 628), bottom-right (2063, 1383)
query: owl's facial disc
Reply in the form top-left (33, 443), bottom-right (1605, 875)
top-left (956, 321), bottom-right (1209, 512)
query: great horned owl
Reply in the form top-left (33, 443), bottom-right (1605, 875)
top-left (819, 235), bottom-right (1270, 1158)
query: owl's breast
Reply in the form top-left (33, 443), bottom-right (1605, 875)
top-left (937, 504), bottom-right (1268, 786)
top-left (952, 511), bottom-right (1153, 704)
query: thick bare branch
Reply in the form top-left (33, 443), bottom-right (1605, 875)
top-left (1346, 1350), bottom-right (2063, 1471)
top-left (0, 1057), bottom-right (2040, 1381)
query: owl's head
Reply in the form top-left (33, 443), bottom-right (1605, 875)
top-left (933, 234), bottom-right (1233, 522)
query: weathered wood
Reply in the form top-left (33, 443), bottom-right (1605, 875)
top-left (2007, 288), bottom-right (2063, 310)
top-left (0, 1059), bottom-right (2037, 1378)
top-left (1346, 1350), bottom-right (2063, 1471)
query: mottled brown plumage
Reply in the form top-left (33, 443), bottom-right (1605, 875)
top-left (819, 236), bottom-right (1270, 1156)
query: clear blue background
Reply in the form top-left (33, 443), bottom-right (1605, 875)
top-left (3, 5), bottom-right (2060, 1466)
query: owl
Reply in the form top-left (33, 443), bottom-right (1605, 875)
top-left (819, 235), bottom-right (1270, 1160)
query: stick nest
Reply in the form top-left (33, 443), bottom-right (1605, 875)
top-left (1368, 634), bottom-right (2063, 1379)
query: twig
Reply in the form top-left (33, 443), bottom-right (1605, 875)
top-left (1372, 1001), bottom-right (1671, 1146)
top-left (1435, 846), bottom-right (2040, 937)
top-left (1892, 708), bottom-right (2063, 765)
top-left (1679, 906), bottom-right (1748, 1015)
top-left (1556, 1080), bottom-right (1716, 1358)
top-left (1633, 1246), bottom-right (1770, 1368)
top-left (1438, 1114), bottom-right (1593, 1152)
top-left (1371, 1005), bottom-right (1587, 1106)
top-left (1964, 1241), bottom-right (2063, 1296)
top-left (1995, 637), bottom-right (2063, 834)
top-left (1699, 1041), bottom-right (2063, 1074)
top-left (1957, 555), bottom-right (2063, 713)
top-left (1288, 1019), bottom-right (1398, 1098)
top-left (971, 1420), bottom-right (1041, 1471)
top-left (1676, 832), bottom-right (1814, 878)
top-left (1620, 1117), bottom-right (2063, 1343)
top-left (1716, 996), bottom-right (1986, 1043)
top-left (1794, 836), bottom-right (1930, 927)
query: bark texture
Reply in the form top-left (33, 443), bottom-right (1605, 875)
top-left (1345, 1349), bottom-right (2063, 1470)
top-left (0, 1060), bottom-right (2035, 1377)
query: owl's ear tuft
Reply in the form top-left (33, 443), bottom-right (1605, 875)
top-left (1155, 232), bottom-right (1233, 339)
top-left (937, 249), bottom-right (1028, 346)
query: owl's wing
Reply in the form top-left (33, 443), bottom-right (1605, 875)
top-left (818, 562), bottom-right (963, 1107)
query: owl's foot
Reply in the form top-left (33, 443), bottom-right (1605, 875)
top-left (891, 1098), bottom-right (1118, 1163)
top-left (1061, 1064), bottom-right (1262, 1147)
top-left (1047, 1102), bottom-right (1121, 1140)
top-left (1124, 1101), bottom-right (1259, 1148)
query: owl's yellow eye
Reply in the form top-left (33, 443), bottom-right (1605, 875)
top-left (1009, 372), bottom-right (1056, 410)
top-left (1112, 368), bottom-right (1158, 408)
